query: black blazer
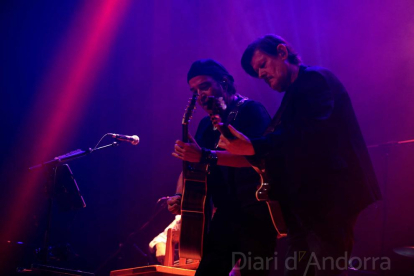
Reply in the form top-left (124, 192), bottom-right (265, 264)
top-left (251, 65), bottom-right (382, 220)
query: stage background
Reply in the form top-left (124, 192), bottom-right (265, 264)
top-left (1, 0), bottom-right (414, 275)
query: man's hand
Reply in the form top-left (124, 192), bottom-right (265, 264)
top-left (155, 243), bottom-right (166, 264)
top-left (172, 134), bottom-right (201, 162)
top-left (167, 195), bottom-right (181, 214)
top-left (218, 125), bottom-right (255, 156)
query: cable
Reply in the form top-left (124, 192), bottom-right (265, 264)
top-left (92, 133), bottom-right (110, 152)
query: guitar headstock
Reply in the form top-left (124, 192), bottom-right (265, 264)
top-left (205, 96), bottom-right (227, 128)
top-left (182, 93), bottom-right (198, 125)
top-left (205, 96), bottom-right (226, 114)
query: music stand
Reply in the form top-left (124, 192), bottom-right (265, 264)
top-left (54, 164), bottom-right (86, 212)
top-left (34, 163), bottom-right (86, 266)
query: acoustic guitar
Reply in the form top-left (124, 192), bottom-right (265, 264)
top-left (179, 93), bottom-right (208, 259)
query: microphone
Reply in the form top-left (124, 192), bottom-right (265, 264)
top-left (109, 133), bottom-right (140, 145)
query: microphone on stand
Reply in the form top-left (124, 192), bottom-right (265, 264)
top-left (109, 133), bottom-right (140, 145)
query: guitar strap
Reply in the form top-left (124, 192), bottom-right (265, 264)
top-left (213, 95), bottom-right (248, 149)
top-left (226, 95), bottom-right (248, 125)
top-left (264, 90), bottom-right (293, 135)
top-left (214, 90), bottom-right (293, 137)
top-left (243, 91), bottom-right (294, 167)
top-left (265, 64), bottom-right (306, 135)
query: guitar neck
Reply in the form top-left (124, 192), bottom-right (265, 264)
top-left (182, 123), bottom-right (189, 143)
top-left (182, 123), bottom-right (189, 172)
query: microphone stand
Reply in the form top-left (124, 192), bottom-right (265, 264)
top-left (29, 142), bottom-right (120, 171)
top-left (29, 141), bottom-right (120, 265)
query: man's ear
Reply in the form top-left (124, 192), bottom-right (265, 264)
top-left (277, 44), bottom-right (288, 60)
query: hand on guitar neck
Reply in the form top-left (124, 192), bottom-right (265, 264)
top-left (172, 134), bottom-right (202, 162)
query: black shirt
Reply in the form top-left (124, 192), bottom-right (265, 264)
top-left (194, 98), bottom-right (272, 218)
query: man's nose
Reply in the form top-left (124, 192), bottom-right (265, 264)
top-left (199, 93), bottom-right (208, 104)
top-left (258, 69), bottom-right (266, 79)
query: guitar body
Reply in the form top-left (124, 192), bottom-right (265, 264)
top-left (180, 165), bottom-right (208, 259)
top-left (251, 163), bottom-right (287, 238)
top-left (179, 94), bottom-right (208, 260)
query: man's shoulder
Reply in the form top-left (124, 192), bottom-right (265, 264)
top-left (242, 98), bottom-right (262, 105)
top-left (302, 65), bottom-right (332, 77)
top-left (237, 99), bottom-right (270, 121)
top-left (301, 65), bottom-right (339, 83)
top-left (198, 115), bottom-right (212, 128)
top-left (233, 98), bottom-right (271, 137)
top-left (296, 65), bottom-right (347, 99)
top-left (239, 99), bottom-right (267, 113)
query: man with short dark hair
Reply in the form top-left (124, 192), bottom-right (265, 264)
top-left (169, 59), bottom-right (277, 275)
top-left (219, 35), bottom-right (382, 276)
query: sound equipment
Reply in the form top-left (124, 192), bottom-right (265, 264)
top-left (110, 265), bottom-right (195, 276)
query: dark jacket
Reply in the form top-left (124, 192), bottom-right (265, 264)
top-left (251, 65), bottom-right (382, 220)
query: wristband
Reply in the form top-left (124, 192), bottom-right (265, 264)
top-left (207, 150), bottom-right (218, 166)
top-left (200, 148), bottom-right (218, 166)
top-left (200, 147), bottom-right (210, 164)
top-left (174, 193), bottom-right (182, 197)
